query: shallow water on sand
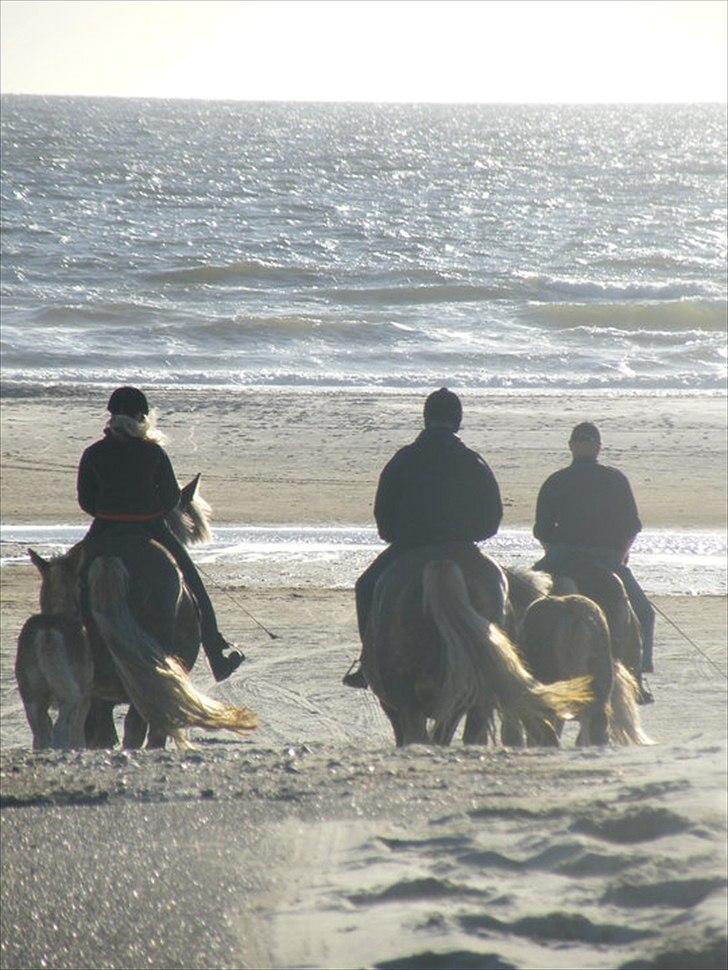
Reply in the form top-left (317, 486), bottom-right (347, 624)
top-left (2, 523), bottom-right (726, 596)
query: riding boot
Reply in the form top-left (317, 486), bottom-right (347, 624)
top-left (151, 523), bottom-right (245, 681)
top-left (637, 681), bottom-right (654, 705)
top-left (203, 632), bottom-right (245, 682)
top-left (342, 658), bottom-right (368, 689)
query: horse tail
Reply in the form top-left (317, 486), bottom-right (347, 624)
top-left (524, 596), bottom-right (614, 701)
top-left (87, 556), bottom-right (257, 747)
top-left (422, 562), bottom-right (592, 741)
top-left (608, 661), bottom-right (654, 745)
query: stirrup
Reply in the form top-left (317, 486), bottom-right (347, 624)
top-left (637, 678), bottom-right (654, 705)
top-left (342, 659), bottom-right (368, 690)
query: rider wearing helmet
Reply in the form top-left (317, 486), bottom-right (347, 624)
top-left (77, 386), bottom-right (243, 681)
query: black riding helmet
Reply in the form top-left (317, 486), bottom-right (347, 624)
top-left (107, 386), bottom-right (149, 418)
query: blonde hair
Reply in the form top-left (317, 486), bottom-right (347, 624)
top-left (105, 408), bottom-right (167, 445)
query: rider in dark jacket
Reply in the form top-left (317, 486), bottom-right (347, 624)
top-left (77, 386), bottom-right (243, 682)
top-left (533, 421), bottom-right (655, 675)
top-left (344, 388), bottom-right (503, 688)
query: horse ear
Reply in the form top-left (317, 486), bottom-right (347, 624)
top-left (28, 548), bottom-right (49, 573)
top-left (179, 473), bottom-right (201, 507)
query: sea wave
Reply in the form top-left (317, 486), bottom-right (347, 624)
top-left (514, 273), bottom-right (716, 302)
top-left (146, 259), bottom-right (319, 285)
top-left (2, 360), bottom-right (726, 394)
top-left (522, 299), bottom-right (727, 332)
top-left (2, 525), bottom-right (726, 596)
top-left (1, 99), bottom-right (725, 395)
top-left (323, 283), bottom-right (510, 305)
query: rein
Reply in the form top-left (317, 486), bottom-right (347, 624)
top-left (650, 600), bottom-right (727, 684)
top-left (196, 562), bottom-right (279, 640)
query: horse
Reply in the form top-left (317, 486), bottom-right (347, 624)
top-left (504, 567), bottom-right (651, 746)
top-left (551, 560), bottom-right (646, 697)
top-left (23, 475), bottom-right (256, 750)
top-left (15, 612), bottom-right (93, 751)
top-left (362, 542), bottom-right (593, 748)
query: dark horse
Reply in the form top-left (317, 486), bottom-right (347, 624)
top-left (25, 476), bottom-right (255, 749)
top-left (362, 542), bottom-right (592, 747)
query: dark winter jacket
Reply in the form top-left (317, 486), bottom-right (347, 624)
top-left (374, 428), bottom-right (503, 548)
top-left (533, 456), bottom-right (642, 555)
top-left (77, 431), bottom-right (180, 521)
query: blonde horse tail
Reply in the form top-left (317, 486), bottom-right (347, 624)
top-left (88, 557), bottom-right (256, 748)
top-left (422, 562), bottom-right (592, 742)
top-left (608, 661), bottom-right (654, 745)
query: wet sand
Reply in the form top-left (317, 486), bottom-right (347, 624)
top-left (1, 388), bottom-right (726, 969)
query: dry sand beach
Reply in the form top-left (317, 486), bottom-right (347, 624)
top-left (1, 387), bottom-right (726, 529)
top-left (1, 388), bottom-right (727, 970)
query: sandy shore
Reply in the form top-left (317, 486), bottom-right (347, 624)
top-left (2, 583), bottom-right (727, 970)
top-left (1, 387), bottom-right (726, 528)
top-left (1, 388), bottom-right (726, 969)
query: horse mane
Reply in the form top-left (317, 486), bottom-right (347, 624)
top-left (506, 566), bottom-right (553, 607)
top-left (29, 543), bottom-right (85, 615)
top-left (165, 478), bottom-right (212, 546)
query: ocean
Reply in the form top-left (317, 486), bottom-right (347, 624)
top-left (2, 97), bottom-right (726, 393)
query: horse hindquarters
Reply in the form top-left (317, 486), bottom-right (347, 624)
top-left (522, 595), bottom-right (612, 747)
top-left (424, 563), bottom-right (588, 747)
top-left (16, 616), bottom-right (93, 750)
top-left (87, 554), bottom-right (256, 746)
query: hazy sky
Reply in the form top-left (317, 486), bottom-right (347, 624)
top-left (1, 0), bottom-right (726, 102)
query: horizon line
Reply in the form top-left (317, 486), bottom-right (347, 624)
top-left (2, 91), bottom-right (726, 107)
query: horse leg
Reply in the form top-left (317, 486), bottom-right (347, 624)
top-left (85, 699), bottom-right (118, 748)
top-left (145, 726), bottom-right (168, 749)
top-left (501, 712), bottom-right (526, 747)
top-left (52, 674), bottom-right (91, 749)
top-left (53, 700), bottom-right (90, 750)
top-left (380, 702), bottom-right (404, 747)
top-left (526, 717), bottom-right (561, 747)
top-left (432, 711), bottom-right (462, 746)
top-left (52, 704), bottom-right (72, 749)
top-left (577, 705), bottom-right (609, 747)
top-left (68, 697), bottom-right (92, 749)
top-left (24, 696), bottom-right (53, 751)
top-left (122, 706), bottom-right (148, 749)
top-left (463, 705), bottom-right (495, 745)
top-left (397, 706), bottom-right (429, 746)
